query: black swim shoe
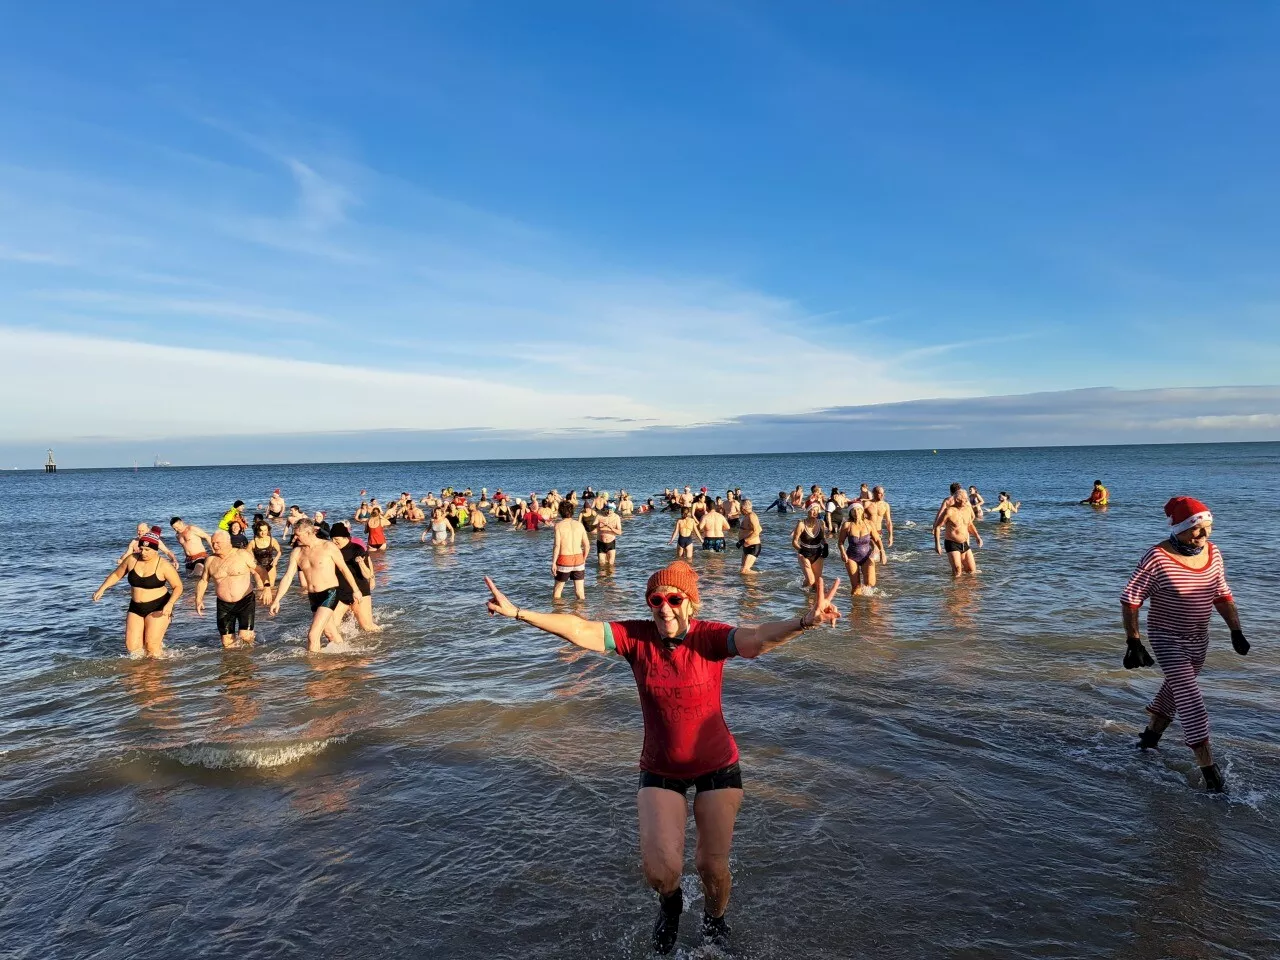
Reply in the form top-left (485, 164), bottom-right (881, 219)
top-left (1200, 763), bottom-right (1226, 794)
top-left (1137, 728), bottom-right (1163, 750)
top-left (652, 888), bottom-right (683, 955)
top-left (702, 912), bottom-right (731, 950)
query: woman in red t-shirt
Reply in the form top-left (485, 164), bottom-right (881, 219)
top-left (484, 560), bottom-right (841, 954)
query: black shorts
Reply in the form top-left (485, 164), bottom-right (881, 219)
top-left (944, 539), bottom-right (971, 554)
top-left (216, 592), bottom-right (256, 636)
top-left (597, 540), bottom-right (616, 554)
top-left (185, 554), bottom-right (207, 572)
top-left (741, 543), bottom-right (761, 557)
top-left (554, 568), bottom-right (585, 582)
top-left (308, 587), bottom-right (340, 611)
top-left (128, 592), bottom-right (171, 618)
top-left (640, 762), bottom-right (743, 797)
top-left (727, 517), bottom-right (741, 529)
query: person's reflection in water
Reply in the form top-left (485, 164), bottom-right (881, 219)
top-left (943, 580), bottom-right (982, 633)
top-left (303, 655), bottom-right (375, 741)
top-left (121, 658), bottom-right (183, 736)
top-left (217, 650), bottom-right (262, 730)
top-left (288, 656), bottom-right (377, 817)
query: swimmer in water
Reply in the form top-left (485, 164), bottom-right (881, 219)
top-left (792, 503), bottom-right (829, 591)
top-left (552, 501), bottom-right (590, 600)
top-left (249, 520), bottom-right (282, 605)
top-left (1081, 479), bottom-right (1109, 507)
top-left (933, 483), bottom-right (981, 577)
top-left (991, 491), bottom-right (1020, 522)
top-left (1121, 496), bottom-right (1249, 792)
top-left (865, 486), bottom-right (894, 564)
top-left (699, 504), bottom-right (730, 553)
top-left (365, 506), bottom-right (389, 552)
top-left (329, 523), bottom-right (382, 633)
top-left (267, 489), bottom-right (286, 521)
top-left (838, 501), bottom-right (884, 596)
top-left (595, 501), bottom-right (622, 571)
top-left (92, 529), bottom-right (183, 657)
top-left (270, 518), bottom-right (363, 652)
top-left (421, 507), bottom-right (454, 544)
top-left (968, 486), bottom-right (986, 520)
top-left (484, 562), bottom-right (842, 953)
top-left (737, 499), bottom-right (762, 574)
top-left (169, 517), bottom-right (213, 578)
top-left (196, 530), bottom-right (264, 649)
top-left (668, 507), bottom-right (702, 561)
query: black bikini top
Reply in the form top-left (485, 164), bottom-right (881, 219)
top-left (127, 560), bottom-right (167, 590)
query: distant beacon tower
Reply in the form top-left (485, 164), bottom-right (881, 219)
top-left (45, 449), bottom-right (57, 473)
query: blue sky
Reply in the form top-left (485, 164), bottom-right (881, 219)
top-left (1, 2), bottom-right (1278, 464)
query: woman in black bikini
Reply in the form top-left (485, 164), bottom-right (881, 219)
top-left (250, 521), bottom-right (283, 605)
top-left (92, 531), bottom-right (184, 657)
top-left (792, 503), bottom-right (829, 591)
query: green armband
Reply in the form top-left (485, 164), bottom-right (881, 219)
top-left (603, 622), bottom-right (616, 653)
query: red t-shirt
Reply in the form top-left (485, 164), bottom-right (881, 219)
top-left (608, 618), bottom-right (738, 778)
top-left (523, 511), bottom-right (543, 530)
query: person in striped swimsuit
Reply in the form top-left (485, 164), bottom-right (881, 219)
top-left (1120, 496), bottom-right (1251, 792)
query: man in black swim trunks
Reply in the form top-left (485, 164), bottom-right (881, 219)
top-left (196, 530), bottom-right (265, 648)
top-left (933, 484), bottom-right (981, 577)
top-left (270, 518), bottom-right (363, 652)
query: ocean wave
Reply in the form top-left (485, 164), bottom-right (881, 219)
top-left (163, 735), bottom-right (348, 770)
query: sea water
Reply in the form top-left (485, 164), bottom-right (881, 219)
top-left (2, 443), bottom-right (1277, 958)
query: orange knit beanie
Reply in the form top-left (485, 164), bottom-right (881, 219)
top-left (645, 560), bottom-right (700, 605)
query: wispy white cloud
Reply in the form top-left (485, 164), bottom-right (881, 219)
top-left (0, 326), bottom-right (677, 442)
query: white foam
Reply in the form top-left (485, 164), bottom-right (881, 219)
top-left (165, 735), bottom-right (347, 770)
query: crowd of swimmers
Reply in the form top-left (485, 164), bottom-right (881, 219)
top-left (89, 476), bottom-right (1252, 952)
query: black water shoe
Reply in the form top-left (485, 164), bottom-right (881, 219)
top-left (702, 912), bottom-right (731, 950)
top-left (652, 888), bottom-right (683, 954)
top-left (1137, 728), bottom-right (1163, 750)
top-left (1200, 764), bottom-right (1226, 794)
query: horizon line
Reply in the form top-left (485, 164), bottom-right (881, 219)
top-left (11, 437), bottom-right (1277, 474)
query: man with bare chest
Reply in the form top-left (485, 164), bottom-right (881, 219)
top-left (270, 519), bottom-right (362, 651)
top-left (865, 486), bottom-right (894, 564)
top-left (196, 530), bottom-right (264, 648)
top-left (933, 483), bottom-right (981, 577)
top-left (170, 517), bottom-right (213, 577)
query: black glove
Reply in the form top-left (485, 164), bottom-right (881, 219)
top-left (1123, 637), bottom-right (1155, 669)
top-left (1231, 630), bottom-right (1250, 656)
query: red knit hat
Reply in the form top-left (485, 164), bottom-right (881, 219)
top-left (138, 528), bottom-right (162, 549)
top-left (1165, 496), bottom-right (1213, 534)
top-left (645, 560), bottom-right (700, 605)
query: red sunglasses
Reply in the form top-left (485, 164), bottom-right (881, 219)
top-left (647, 593), bottom-right (686, 610)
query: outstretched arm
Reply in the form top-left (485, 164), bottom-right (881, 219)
top-left (485, 576), bottom-right (610, 651)
top-left (93, 559), bottom-right (131, 601)
top-left (734, 577), bottom-right (842, 658)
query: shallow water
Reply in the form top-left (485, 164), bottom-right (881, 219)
top-left (2, 444), bottom-right (1278, 958)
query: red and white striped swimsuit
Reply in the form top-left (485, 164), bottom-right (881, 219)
top-left (1121, 543), bottom-right (1231, 641)
top-left (1121, 542), bottom-right (1233, 746)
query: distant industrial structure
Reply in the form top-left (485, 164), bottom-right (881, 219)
top-left (45, 449), bottom-right (57, 473)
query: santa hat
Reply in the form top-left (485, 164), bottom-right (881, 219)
top-left (1165, 496), bottom-right (1212, 534)
top-left (645, 560), bottom-right (700, 605)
